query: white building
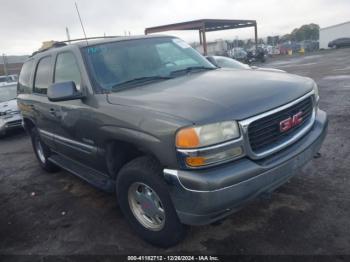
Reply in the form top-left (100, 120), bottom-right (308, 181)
top-left (319, 21), bottom-right (350, 49)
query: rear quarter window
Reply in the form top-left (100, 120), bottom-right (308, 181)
top-left (34, 56), bottom-right (52, 95)
top-left (18, 60), bottom-right (34, 94)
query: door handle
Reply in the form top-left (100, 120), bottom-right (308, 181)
top-left (49, 108), bottom-right (56, 117)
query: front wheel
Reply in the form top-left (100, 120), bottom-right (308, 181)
top-left (116, 156), bottom-right (186, 247)
top-left (30, 128), bottom-right (60, 172)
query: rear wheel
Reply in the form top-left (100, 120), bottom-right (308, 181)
top-left (30, 128), bottom-right (60, 172)
top-left (116, 156), bottom-right (186, 247)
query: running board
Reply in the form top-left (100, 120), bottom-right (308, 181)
top-left (48, 154), bottom-right (115, 193)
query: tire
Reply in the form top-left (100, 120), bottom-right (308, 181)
top-left (116, 156), bottom-right (186, 247)
top-left (30, 127), bottom-right (60, 172)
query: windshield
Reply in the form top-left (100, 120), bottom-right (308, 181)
top-left (0, 85), bottom-right (17, 102)
top-left (214, 56), bottom-right (250, 69)
top-left (83, 37), bottom-right (215, 91)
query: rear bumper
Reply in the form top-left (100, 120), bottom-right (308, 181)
top-left (164, 109), bottom-right (328, 225)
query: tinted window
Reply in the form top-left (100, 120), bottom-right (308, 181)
top-left (34, 56), bottom-right (52, 94)
top-left (54, 52), bottom-right (81, 90)
top-left (18, 60), bottom-right (34, 93)
top-left (0, 77), bottom-right (7, 83)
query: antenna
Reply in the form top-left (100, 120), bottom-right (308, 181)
top-left (74, 2), bottom-right (88, 44)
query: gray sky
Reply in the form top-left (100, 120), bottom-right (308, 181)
top-left (1, 0), bottom-right (349, 55)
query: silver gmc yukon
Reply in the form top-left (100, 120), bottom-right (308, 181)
top-left (17, 35), bottom-right (328, 247)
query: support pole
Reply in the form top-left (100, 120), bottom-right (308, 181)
top-left (2, 54), bottom-right (8, 76)
top-left (254, 23), bottom-right (258, 52)
top-left (66, 27), bottom-right (71, 44)
top-left (202, 25), bottom-right (207, 55)
top-left (199, 30), bottom-right (203, 45)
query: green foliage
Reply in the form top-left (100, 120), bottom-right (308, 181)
top-left (279, 24), bottom-right (320, 42)
top-left (293, 24), bottom-right (319, 41)
top-left (267, 36), bottom-right (279, 45)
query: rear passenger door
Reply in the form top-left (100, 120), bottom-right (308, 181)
top-left (31, 56), bottom-right (58, 149)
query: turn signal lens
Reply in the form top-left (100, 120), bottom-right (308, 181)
top-left (185, 156), bottom-right (205, 167)
top-left (184, 147), bottom-right (243, 167)
top-left (176, 127), bottom-right (200, 148)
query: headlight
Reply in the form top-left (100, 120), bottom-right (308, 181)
top-left (313, 82), bottom-right (319, 105)
top-left (176, 121), bottom-right (243, 168)
top-left (176, 121), bottom-right (240, 148)
top-left (0, 118), bottom-right (5, 129)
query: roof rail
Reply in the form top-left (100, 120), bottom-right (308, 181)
top-left (61, 35), bottom-right (121, 43)
top-left (30, 36), bottom-right (121, 57)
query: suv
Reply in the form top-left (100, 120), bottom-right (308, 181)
top-left (17, 35), bottom-right (328, 247)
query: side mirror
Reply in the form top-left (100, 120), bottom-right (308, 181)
top-left (47, 81), bottom-right (84, 102)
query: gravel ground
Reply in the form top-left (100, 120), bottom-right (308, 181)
top-left (0, 48), bottom-right (349, 256)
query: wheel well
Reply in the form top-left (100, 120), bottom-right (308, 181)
top-left (104, 139), bottom-right (158, 179)
top-left (23, 118), bottom-right (35, 133)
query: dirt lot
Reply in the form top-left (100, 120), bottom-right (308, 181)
top-left (1, 48), bottom-right (350, 256)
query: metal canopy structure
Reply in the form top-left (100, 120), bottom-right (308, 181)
top-left (145, 19), bottom-right (258, 55)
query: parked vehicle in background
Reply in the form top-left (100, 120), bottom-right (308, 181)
top-left (18, 35), bottom-right (327, 247)
top-left (228, 47), bottom-right (247, 61)
top-left (328, 38), bottom-right (350, 48)
top-left (206, 55), bottom-right (286, 73)
top-left (0, 75), bottom-right (18, 87)
top-left (0, 84), bottom-right (23, 136)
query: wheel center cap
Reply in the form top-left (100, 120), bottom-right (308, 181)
top-left (141, 199), bottom-right (156, 216)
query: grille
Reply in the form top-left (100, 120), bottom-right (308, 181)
top-left (6, 120), bottom-right (22, 128)
top-left (248, 96), bottom-right (313, 153)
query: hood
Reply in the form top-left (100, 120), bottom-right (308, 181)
top-left (0, 99), bottom-right (19, 114)
top-left (107, 69), bottom-right (314, 124)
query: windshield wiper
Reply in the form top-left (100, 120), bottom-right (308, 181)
top-left (111, 75), bottom-right (173, 90)
top-left (169, 66), bottom-right (216, 76)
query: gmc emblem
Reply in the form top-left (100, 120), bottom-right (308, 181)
top-left (279, 112), bottom-right (303, 132)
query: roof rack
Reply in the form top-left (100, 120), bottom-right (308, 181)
top-left (30, 41), bottom-right (67, 57)
top-left (61, 35), bottom-right (120, 43)
top-left (30, 35), bottom-right (120, 57)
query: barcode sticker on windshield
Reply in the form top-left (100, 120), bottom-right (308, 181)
top-left (172, 39), bottom-right (191, 49)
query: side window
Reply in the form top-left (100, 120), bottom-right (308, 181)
top-left (34, 56), bottom-right (52, 95)
top-left (54, 52), bottom-right (81, 90)
top-left (18, 60), bottom-right (34, 93)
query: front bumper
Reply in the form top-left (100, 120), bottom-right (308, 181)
top-left (164, 109), bottom-right (328, 225)
top-left (0, 114), bottom-right (23, 135)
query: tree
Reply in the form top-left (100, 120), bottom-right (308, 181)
top-left (267, 36), bottom-right (280, 46)
top-left (290, 24), bottom-right (320, 41)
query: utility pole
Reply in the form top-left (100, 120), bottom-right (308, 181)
top-left (66, 27), bottom-right (71, 44)
top-left (2, 54), bottom-right (8, 76)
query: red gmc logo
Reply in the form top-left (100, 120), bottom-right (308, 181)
top-left (279, 112), bottom-right (303, 132)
